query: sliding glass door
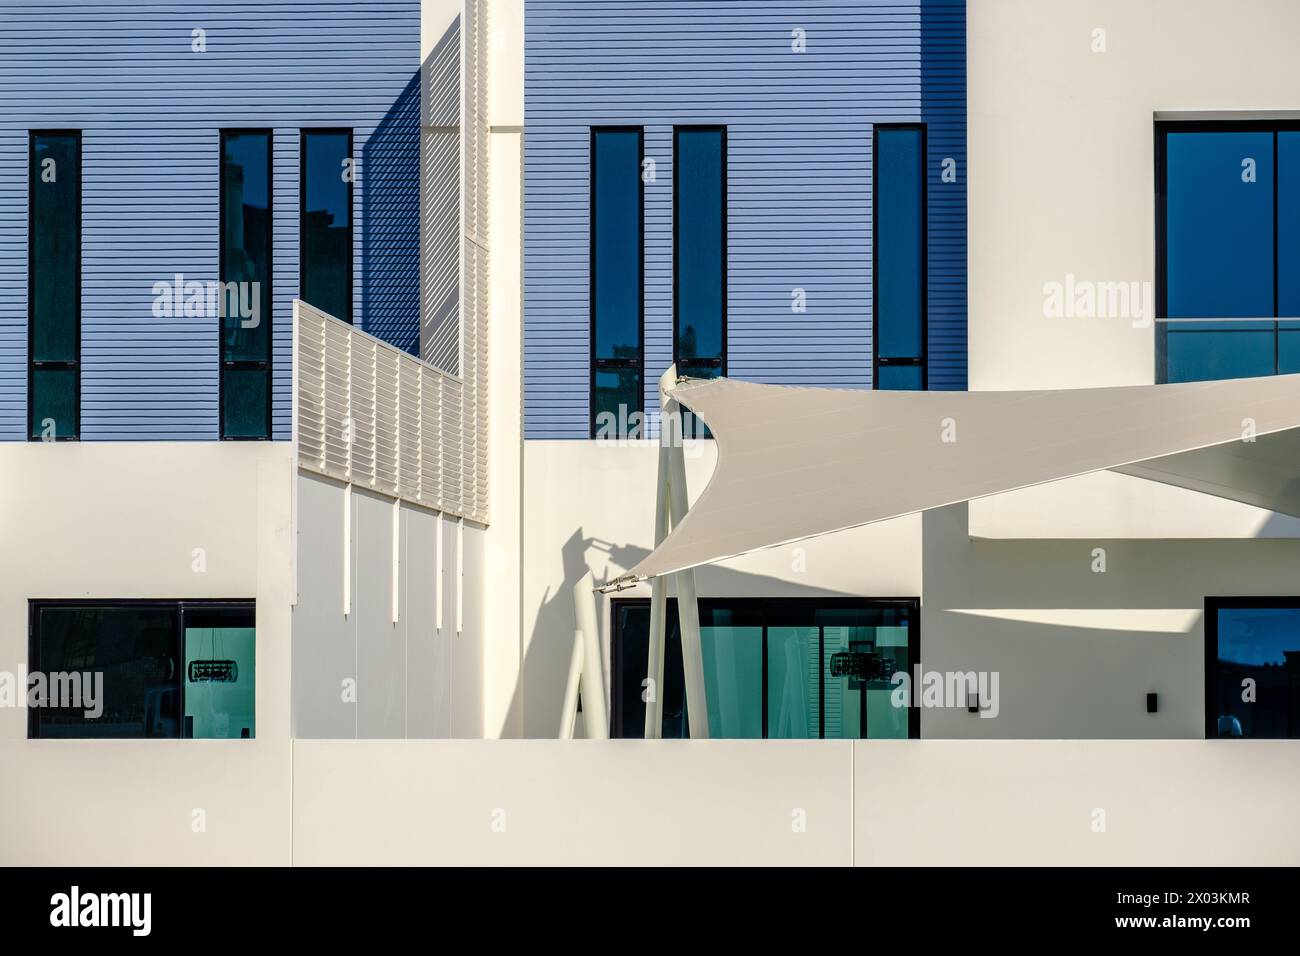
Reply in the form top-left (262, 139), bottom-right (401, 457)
top-left (612, 598), bottom-right (919, 739)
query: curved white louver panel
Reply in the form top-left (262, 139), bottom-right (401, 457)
top-left (294, 300), bottom-right (486, 524)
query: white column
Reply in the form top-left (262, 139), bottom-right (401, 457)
top-left (650, 364), bottom-right (709, 739)
top-left (643, 440), bottom-right (671, 738)
top-left (665, 418), bottom-right (709, 739)
top-left (573, 570), bottom-right (609, 738)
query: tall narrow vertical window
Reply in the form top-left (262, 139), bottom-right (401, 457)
top-left (873, 124), bottom-right (927, 390)
top-left (301, 130), bottom-right (353, 324)
top-left (220, 130), bottom-right (272, 439)
top-left (590, 127), bottom-right (644, 438)
top-left (29, 131), bottom-right (81, 440)
top-left (674, 127), bottom-right (726, 382)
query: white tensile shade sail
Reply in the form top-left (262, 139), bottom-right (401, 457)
top-left (625, 374), bottom-right (1300, 581)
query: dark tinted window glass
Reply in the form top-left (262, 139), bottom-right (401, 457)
top-left (30, 367), bottom-right (77, 440)
top-left (1166, 132), bottom-right (1273, 321)
top-left (591, 129), bottom-right (643, 436)
top-left (183, 606), bottom-right (256, 739)
top-left (301, 131), bottom-right (352, 323)
top-left (1162, 128), bottom-right (1277, 382)
top-left (221, 133), bottom-right (271, 361)
top-left (221, 367), bottom-right (270, 439)
top-left (30, 603), bottom-right (256, 739)
top-left (32, 606), bottom-right (179, 738)
top-left (1279, 330), bottom-right (1300, 374)
top-left (220, 132), bottom-right (271, 438)
top-left (1166, 325), bottom-right (1276, 382)
top-left (875, 127), bottom-right (925, 374)
top-left (592, 130), bottom-right (641, 360)
top-left (29, 132), bottom-right (80, 439)
top-left (1210, 604), bottom-right (1300, 738)
top-left (876, 365), bottom-right (923, 390)
top-left (592, 367), bottom-right (643, 439)
top-left (612, 601), bottom-right (688, 738)
top-left (675, 128), bottom-right (725, 370)
top-left (1278, 132), bottom-right (1300, 345)
top-left (613, 600), bottom-right (918, 739)
top-left (30, 134), bottom-right (79, 362)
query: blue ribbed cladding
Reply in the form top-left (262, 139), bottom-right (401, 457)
top-left (524, 0), bottom-right (967, 438)
top-left (0, 0), bottom-right (419, 440)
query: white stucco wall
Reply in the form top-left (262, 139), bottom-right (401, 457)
top-left (922, 503), bottom-right (1300, 738)
top-left (969, 0), bottom-right (1300, 390)
top-left (967, 0), bottom-right (1300, 537)
top-left (0, 443), bottom-right (294, 864)
top-left (293, 472), bottom-right (485, 738)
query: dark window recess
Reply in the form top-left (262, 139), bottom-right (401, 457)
top-left (29, 131), bottom-right (81, 440)
top-left (590, 127), bottom-right (645, 438)
top-left (873, 124), bottom-right (927, 390)
top-left (1206, 597), bottom-right (1300, 738)
top-left (28, 601), bottom-right (256, 740)
top-left (674, 126), bottom-right (726, 381)
top-left (673, 126), bottom-right (726, 438)
top-left (611, 598), bottom-right (920, 740)
top-left (1158, 122), bottom-right (1300, 382)
top-left (301, 130), bottom-right (353, 323)
top-left (220, 130), bottom-right (272, 439)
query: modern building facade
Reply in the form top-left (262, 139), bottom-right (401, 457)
top-left (3, 0), bottom-right (1300, 866)
top-left (1, 0), bottom-right (503, 862)
top-left (519, 0), bottom-right (968, 737)
top-left (515, 0), bottom-right (1300, 744)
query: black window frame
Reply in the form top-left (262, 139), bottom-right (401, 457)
top-left (1155, 119), bottom-right (1300, 383)
top-left (299, 127), bottom-right (355, 325)
top-left (872, 122), bottom-right (929, 390)
top-left (28, 129), bottom-right (82, 442)
top-left (589, 125), bottom-right (646, 439)
top-left (672, 124), bottom-right (728, 381)
top-left (27, 598), bottom-right (256, 740)
top-left (610, 596), bottom-right (921, 739)
top-left (1204, 595), bottom-right (1300, 739)
top-left (218, 128), bottom-right (274, 441)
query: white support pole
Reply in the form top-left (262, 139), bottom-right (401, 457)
top-left (559, 623), bottom-right (584, 740)
top-left (643, 441), bottom-right (671, 739)
top-left (665, 408), bottom-right (709, 739)
top-left (573, 570), bottom-right (609, 739)
top-left (641, 364), bottom-right (711, 739)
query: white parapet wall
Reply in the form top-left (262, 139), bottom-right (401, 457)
top-left (290, 739), bottom-right (1300, 866)
top-left (6, 731), bottom-right (1297, 863)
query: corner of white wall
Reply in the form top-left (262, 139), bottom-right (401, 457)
top-left (482, 0), bottom-right (525, 737)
